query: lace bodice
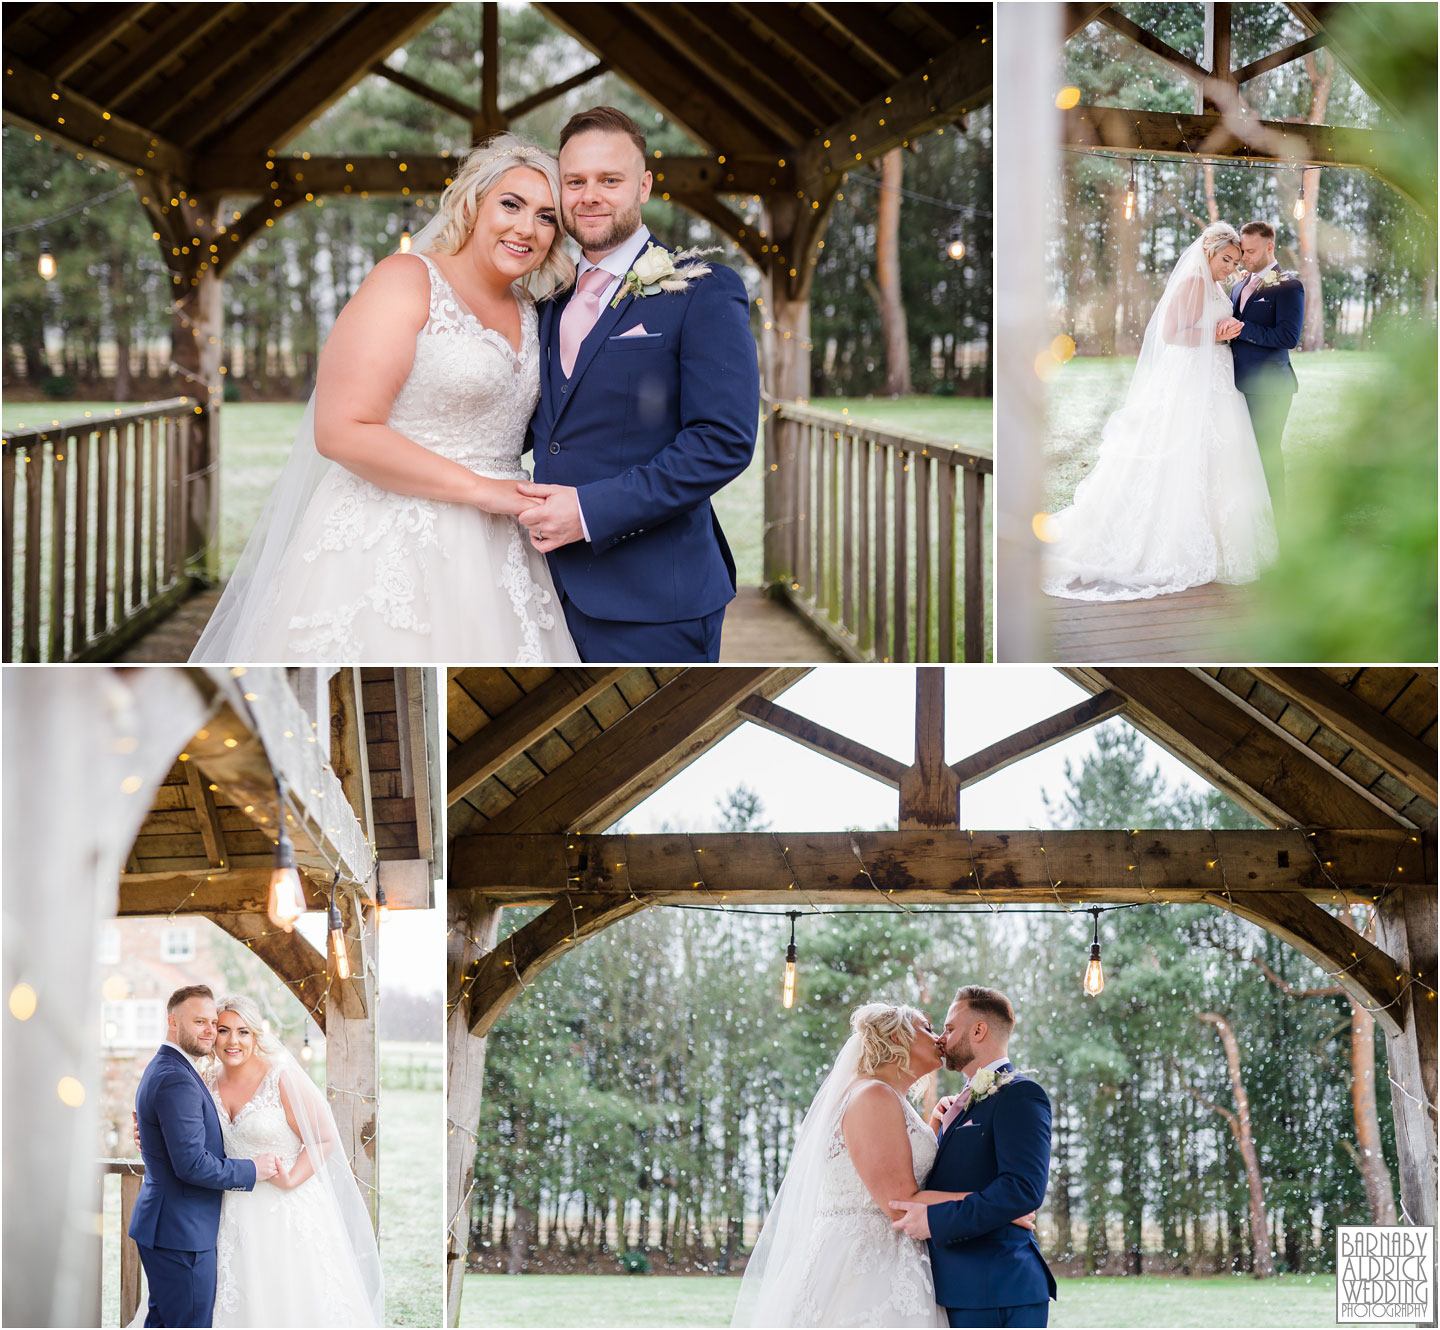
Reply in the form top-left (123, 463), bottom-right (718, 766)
top-left (204, 1063), bottom-right (302, 1168)
top-left (819, 1081), bottom-right (937, 1216)
top-left (385, 253), bottom-right (540, 471)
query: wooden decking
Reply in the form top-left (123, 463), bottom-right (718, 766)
top-left (1046, 582), bottom-right (1258, 663)
top-left (115, 583), bottom-right (843, 663)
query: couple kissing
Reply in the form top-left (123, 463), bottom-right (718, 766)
top-left (734, 985), bottom-right (1057, 1329)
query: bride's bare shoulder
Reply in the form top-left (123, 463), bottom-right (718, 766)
top-left (336, 252), bottom-right (431, 330)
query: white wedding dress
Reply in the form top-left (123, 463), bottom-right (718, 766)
top-left (733, 1054), bottom-right (947, 1327)
top-left (206, 1062), bottom-right (377, 1327)
top-left (1042, 238), bottom-right (1277, 601)
top-left (191, 253), bottom-right (579, 663)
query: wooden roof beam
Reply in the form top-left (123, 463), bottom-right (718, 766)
top-left (447, 668), bottom-right (629, 808)
top-left (736, 694), bottom-right (908, 787)
top-left (735, 4), bottom-right (887, 108)
top-left (951, 688), bottom-right (1126, 787)
top-left (805, 5), bottom-right (914, 80)
top-left (183, 760), bottom-right (230, 870)
top-left (1065, 667), bottom-right (1410, 830)
top-left (1233, 32), bottom-right (1330, 84)
top-left (622, 3), bottom-right (818, 145)
top-left (34, 2), bottom-right (153, 82)
top-left (1250, 668), bottom-right (1438, 806)
top-left (371, 60), bottom-right (475, 124)
top-left (668, 192), bottom-right (766, 267)
top-left (481, 667), bottom-right (807, 835)
top-left (503, 59), bottom-right (608, 122)
top-left (203, 3), bottom-right (447, 157)
top-left (1096, 7), bottom-right (1208, 83)
top-left (90, 4), bottom-right (240, 112)
top-left (796, 37), bottom-right (992, 197)
top-left (143, 4), bottom-right (324, 135)
top-left (2, 58), bottom-right (190, 176)
top-left (539, 2), bottom-right (778, 156)
top-left (207, 909), bottom-right (333, 1032)
top-left (1065, 2), bottom-right (1114, 40)
top-left (451, 828), bottom-right (1431, 906)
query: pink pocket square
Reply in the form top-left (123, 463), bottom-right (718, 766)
top-left (617, 324), bottom-right (651, 337)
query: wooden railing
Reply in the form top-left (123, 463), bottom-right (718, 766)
top-left (103, 1158), bottom-right (145, 1326)
top-left (763, 399), bottom-right (992, 661)
top-left (2, 398), bottom-right (202, 661)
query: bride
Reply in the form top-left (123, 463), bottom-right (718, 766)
top-left (1041, 221), bottom-right (1278, 601)
top-left (731, 1003), bottom-right (1035, 1328)
top-left (131, 995), bottom-right (383, 1325)
top-left (190, 135), bottom-right (580, 663)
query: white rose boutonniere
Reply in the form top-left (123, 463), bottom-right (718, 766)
top-left (611, 242), bottom-right (721, 308)
top-left (1258, 269), bottom-right (1281, 288)
top-left (965, 1066), bottom-right (1035, 1106)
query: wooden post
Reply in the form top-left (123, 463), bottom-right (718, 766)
top-left (899, 668), bottom-right (960, 829)
top-left (446, 893), bottom-right (502, 1325)
top-left (1374, 881), bottom-right (1438, 1227)
top-left (170, 264), bottom-right (222, 583)
top-left (120, 1170), bottom-right (143, 1324)
top-left (326, 889), bottom-right (379, 1229)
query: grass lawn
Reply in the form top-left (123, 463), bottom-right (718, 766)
top-left (100, 1085), bottom-right (440, 1327)
top-left (1041, 350), bottom-right (1381, 512)
top-left (460, 1270), bottom-right (1390, 1329)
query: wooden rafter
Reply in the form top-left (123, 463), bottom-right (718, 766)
top-left (808, 5), bottom-right (913, 81)
top-left (330, 668), bottom-right (375, 847)
top-left (1097, 7), bottom-right (1208, 83)
top-left (447, 668), bottom-right (628, 808)
top-left (737, 4), bottom-right (887, 107)
top-left (34, 2), bottom-right (152, 81)
top-left (1250, 668), bottom-right (1438, 806)
top-left (466, 893), bottom-right (648, 1036)
top-left (1233, 32), bottom-right (1331, 85)
top-left (668, 193), bottom-right (767, 268)
top-left (451, 829), bottom-right (1431, 906)
top-left (202, 3), bottom-right (446, 157)
top-left (88, 4), bottom-right (241, 111)
top-left (502, 60), bottom-right (608, 121)
top-left (206, 908), bottom-right (332, 1031)
top-left (481, 667), bottom-right (802, 835)
top-left (1065, 2), bottom-right (1114, 40)
top-left (183, 760), bottom-right (230, 869)
top-left (736, 693), bottom-right (907, 787)
top-left (1066, 668), bottom-right (1412, 830)
top-left (372, 60), bottom-right (475, 123)
top-left (540, 2), bottom-right (779, 155)
top-left (900, 668), bottom-right (960, 830)
top-left (951, 689), bottom-right (1125, 786)
top-left (623, 4), bottom-right (815, 145)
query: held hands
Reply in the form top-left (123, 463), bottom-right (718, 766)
top-left (476, 478), bottom-right (543, 519)
top-left (890, 1200), bottom-right (932, 1239)
top-left (1215, 317), bottom-right (1243, 342)
top-left (132, 1110), bottom-right (142, 1152)
top-left (516, 483), bottom-right (585, 552)
top-left (269, 1162), bottom-right (300, 1191)
top-left (252, 1152), bottom-right (280, 1182)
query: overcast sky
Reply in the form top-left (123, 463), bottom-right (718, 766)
top-left (618, 666), bottom-right (1211, 833)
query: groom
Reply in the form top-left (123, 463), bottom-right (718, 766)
top-left (517, 106), bottom-right (759, 663)
top-left (129, 985), bottom-right (277, 1326)
top-left (892, 985), bottom-right (1057, 1328)
top-left (1217, 220), bottom-right (1304, 513)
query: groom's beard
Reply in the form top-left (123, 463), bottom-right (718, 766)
top-left (175, 1029), bottom-right (211, 1057)
top-left (565, 199), bottom-right (643, 255)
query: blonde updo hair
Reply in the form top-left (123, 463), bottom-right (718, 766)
top-left (430, 135), bottom-right (575, 300)
top-left (851, 1002), bottom-right (930, 1076)
top-left (207, 993), bottom-right (288, 1066)
top-left (1200, 221), bottom-right (1242, 258)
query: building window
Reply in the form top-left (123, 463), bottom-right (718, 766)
top-left (161, 928), bottom-right (195, 963)
top-left (102, 1000), bottom-right (164, 1048)
top-left (96, 928), bottom-right (120, 966)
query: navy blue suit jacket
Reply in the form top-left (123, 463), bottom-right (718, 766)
top-left (1230, 268), bottom-right (1303, 395)
top-left (529, 243), bottom-right (759, 625)
top-left (925, 1066), bottom-right (1058, 1311)
top-left (128, 1045), bottom-right (256, 1252)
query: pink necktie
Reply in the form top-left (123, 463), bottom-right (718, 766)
top-left (1238, 272), bottom-right (1260, 311)
top-left (939, 1087), bottom-right (973, 1133)
top-left (559, 267), bottom-right (613, 377)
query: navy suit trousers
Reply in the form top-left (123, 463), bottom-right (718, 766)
top-left (137, 1243), bottom-right (216, 1327)
top-left (560, 593), bottom-right (724, 663)
top-left (946, 1301), bottom-right (1050, 1328)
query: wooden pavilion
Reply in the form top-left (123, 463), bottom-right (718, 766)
top-left (445, 664), bottom-right (1436, 1321)
top-left (996, 1), bottom-right (1437, 663)
top-left (2, 665), bottom-right (441, 1328)
top-left (2, 2), bottom-right (993, 662)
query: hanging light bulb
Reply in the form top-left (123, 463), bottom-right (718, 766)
top-left (781, 911), bottom-right (799, 1008)
top-left (38, 239), bottom-right (56, 281)
top-left (946, 236), bottom-right (966, 261)
top-left (1124, 161), bottom-right (1136, 222)
top-left (398, 224), bottom-right (413, 254)
top-left (1083, 908), bottom-right (1105, 996)
top-left (300, 1029), bottom-right (313, 1063)
top-left (1292, 182), bottom-right (1307, 221)
top-left (267, 818), bottom-right (305, 932)
top-left (375, 878), bottom-right (389, 923)
top-left (329, 878), bottom-right (351, 981)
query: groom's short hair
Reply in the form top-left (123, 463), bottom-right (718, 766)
top-left (1240, 221), bottom-right (1276, 242)
top-left (953, 985), bottom-right (1014, 1037)
top-left (167, 984), bottom-right (214, 1013)
top-left (559, 106), bottom-right (647, 158)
